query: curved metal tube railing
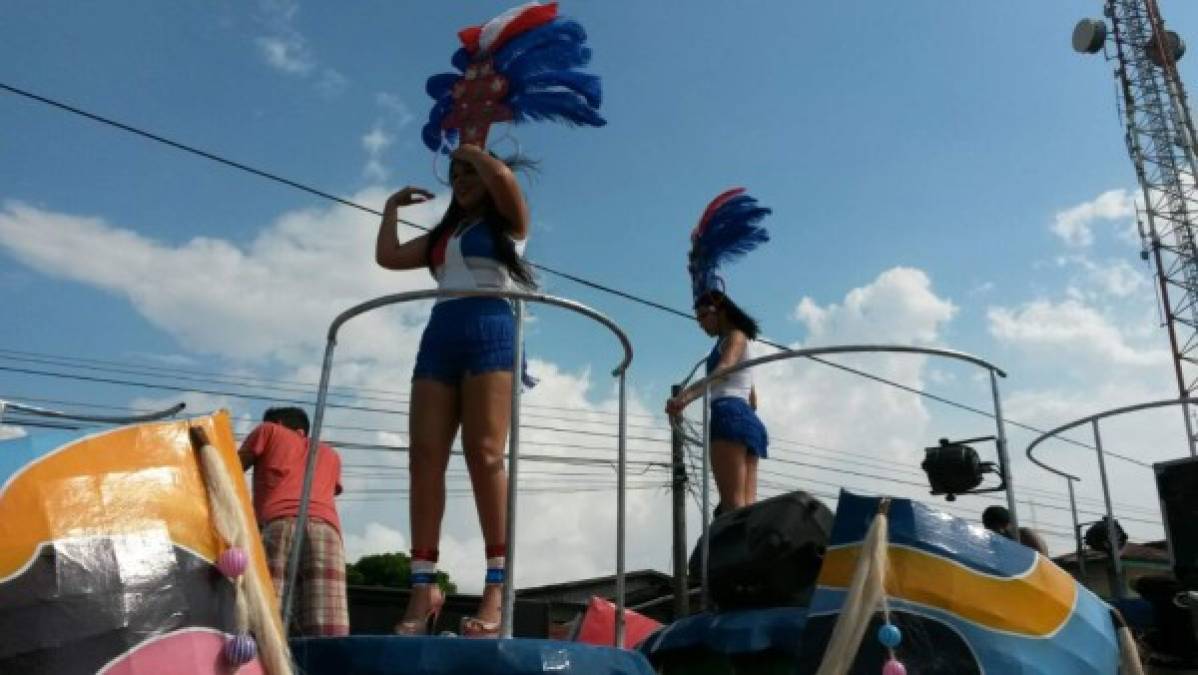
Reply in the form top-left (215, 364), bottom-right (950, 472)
top-left (677, 344), bottom-right (1011, 608)
top-left (0, 399), bottom-right (185, 425)
top-left (1025, 397), bottom-right (1196, 600)
top-left (283, 289), bottom-right (634, 646)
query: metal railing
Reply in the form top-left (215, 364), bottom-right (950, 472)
top-left (1025, 397), bottom-right (1195, 600)
top-left (0, 399), bottom-right (185, 426)
top-left (282, 289), bottom-right (634, 645)
top-left (676, 344), bottom-right (1011, 607)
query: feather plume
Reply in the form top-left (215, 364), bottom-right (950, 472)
top-left (688, 191), bottom-right (772, 300)
top-left (425, 73), bottom-right (460, 100)
top-left (509, 90), bottom-right (605, 127)
top-left (451, 48), bottom-right (471, 72)
top-left (511, 70), bottom-right (601, 107)
top-left (495, 19), bottom-right (588, 75)
top-left (421, 5), bottom-right (603, 151)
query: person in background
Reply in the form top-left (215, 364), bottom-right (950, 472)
top-left (982, 505), bottom-right (1014, 539)
top-left (666, 188), bottom-right (773, 516)
top-left (239, 406), bottom-right (348, 636)
top-left (1018, 526), bottom-right (1049, 556)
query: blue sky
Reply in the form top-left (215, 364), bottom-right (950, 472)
top-left (3, 1), bottom-right (1198, 581)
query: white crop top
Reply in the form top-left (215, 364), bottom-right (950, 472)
top-left (429, 219), bottom-right (526, 303)
top-left (705, 337), bottom-right (754, 402)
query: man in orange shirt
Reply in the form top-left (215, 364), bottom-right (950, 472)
top-left (239, 406), bottom-right (348, 636)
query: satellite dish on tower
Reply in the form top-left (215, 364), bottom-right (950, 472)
top-left (1147, 30), bottom-right (1187, 66)
top-left (1073, 18), bottom-right (1107, 54)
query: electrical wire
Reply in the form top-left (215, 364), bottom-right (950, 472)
top-left (0, 81), bottom-right (1159, 470)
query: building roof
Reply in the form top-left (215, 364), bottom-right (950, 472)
top-left (1053, 540), bottom-right (1171, 565)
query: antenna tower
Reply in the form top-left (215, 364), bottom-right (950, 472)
top-left (1075, 1), bottom-right (1198, 456)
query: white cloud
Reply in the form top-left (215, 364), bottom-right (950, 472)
top-left (343, 521), bottom-right (409, 564)
top-left (362, 124), bottom-right (394, 182)
top-left (255, 35), bottom-right (313, 75)
top-left (753, 268), bottom-right (962, 484)
top-left (254, 0), bottom-right (345, 95)
top-left (0, 195), bottom-right (439, 363)
top-left (793, 267), bottom-right (957, 345)
top-left (1051, 189), bottom-right (1135, 248)
top-left (987, 298), bottom-right (1166, 367)
top-left (359, 96), bottom-right (415, 183)
top-left (377, 93), bottom-right (415, 129)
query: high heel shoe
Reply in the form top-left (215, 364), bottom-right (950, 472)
top-left (394, 585), bottom-right (444, 636)
top-left (460, 614), bottom-right (500, 638)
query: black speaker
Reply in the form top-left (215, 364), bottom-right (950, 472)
top-left (1155, 456), bottom-right (1198, 589)
top-left (688, 490), bottom-right (833, 611)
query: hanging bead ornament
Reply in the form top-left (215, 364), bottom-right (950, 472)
top-left (217, 545), bottom-right (256, 668)
top-left (223, 633), bottom-right (258, 666)
top-left (877, 623), bottom-right (902, 649)
top-left (218, 546), bottom-right (248, 578)
top-left (877, 621), bottom-right (906, 674)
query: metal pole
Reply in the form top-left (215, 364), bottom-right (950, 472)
top-left (669, 384), bottom-right (688, 620)
top-left (989, 370), bottom-right (1019, 534)
top-left (500, 300), bottom-right (524, 639)
top-left (1185, 401), bottom-right (1197, 458)
top-left (1092, 419), bottom-right (1126, 600)
top-left (700, 385), bottom-right (711, 611)
top-left (615, 373), bottom-right (627, 648)
top-left (1067, 478), bottom-right (1087, 584)
top-left (281, 338), bottom-right (338, 628)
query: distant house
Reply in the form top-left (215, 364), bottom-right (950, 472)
top-left (1053, 540), bottom-right (1173, 598)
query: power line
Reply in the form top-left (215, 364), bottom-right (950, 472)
top-left (5, 385), bottom-right (1163, 520)
top-left (0, 81), bottom-right (1157, 469)
top-left (0, 364), bottom-right (674, 443)
top-left (0, 347), bottom-right (664, 423)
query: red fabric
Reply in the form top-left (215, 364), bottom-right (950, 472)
top-left (411, 548), bottom-right (440, 563)
top-left (485, 544), bottom-right (507, 558)
top-left (486, 2), bottom-right (557, 53)
top-left (458, 26), bottom-right (483, 54)
top-left (692, 187), bottom-right (746, 242)
top-left (429, 226), bottom-right (451, 272)
top-left (574, 596), bottom-right (662, 649)
top-left (458, 2), bottom-right (558, 55)
top-left (241, 422), bottom-right (342, 534)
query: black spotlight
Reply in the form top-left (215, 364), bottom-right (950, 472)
top-left (921, 436), bottom-right (1004, 502)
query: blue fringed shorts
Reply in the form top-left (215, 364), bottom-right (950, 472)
top-left (413, 298), bottom-right (531, 386)
top-left (710, 397), bottom-right (769, 458)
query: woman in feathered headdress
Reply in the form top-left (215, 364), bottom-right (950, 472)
top-left (666, 188), bottom-right (772, 515)
top-left (373, 2), bottom-right (604, 638)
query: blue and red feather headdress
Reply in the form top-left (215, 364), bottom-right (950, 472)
top-left (688, 188), bottom-right (772, 302)
top-left (422, 2), bottom-right (605, 152)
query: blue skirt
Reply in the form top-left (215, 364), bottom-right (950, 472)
top-left (412, 297), bottom-right (534, 387)
top-left (710, 397), bottom-right (769, 458)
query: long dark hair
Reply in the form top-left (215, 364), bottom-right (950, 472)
top-left (697, 290), bottom-right (760, 340)
top-left (425, 156), bottom-right (537, 288)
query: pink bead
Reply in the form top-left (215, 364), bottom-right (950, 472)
top-left (217, 547), bottom-right (248, 578)
top-left (882, 658), bottom-right (907, 675)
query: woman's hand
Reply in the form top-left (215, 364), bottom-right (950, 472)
top-left (451, 143), bottom-right (487, 164)
top-left (665, 397), bottom-right (686, 417)
top-left (385, 186), bottom-right (435, 210)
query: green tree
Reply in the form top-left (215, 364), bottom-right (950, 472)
top-left (346, 552), bottom-right (456, 594)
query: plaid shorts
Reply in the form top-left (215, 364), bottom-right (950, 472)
top-left (261, 517), bottom-right (350, 636)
